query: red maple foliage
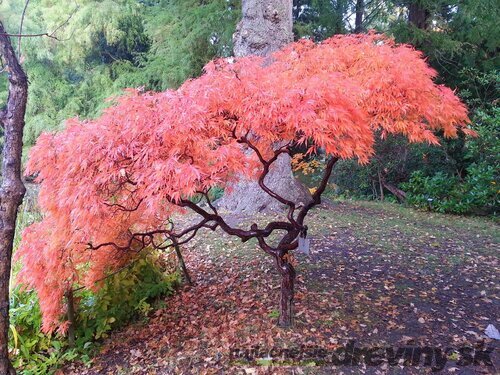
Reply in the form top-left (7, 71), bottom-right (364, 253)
top-left (17, 33), bottom-right (472, 333)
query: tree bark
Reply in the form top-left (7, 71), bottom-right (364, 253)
top-left (217, 0), bottom-right (312, 214)
top-left (354, 0), bottom-right (365, 33)
top-left (381, 181), bottom-right (407, 203)
top-left (276, 253), bottom-right (295, 327)
top-left (66, 290), bottom-right (76, 347)
top-left (233, 0), bottom-right (293, 58)
top-left (0, 21), bottom-right (28, 375)
top-left (408, 1), bottom-right (430, 30)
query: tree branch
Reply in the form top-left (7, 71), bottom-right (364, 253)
top-left (87, 140), bottom-right (336, 265)
top-left (103, 198), bottom-right (143, 213)
top-left (238, 136), bottom-right (299, 226)
top-left (196, 189), bottom-right (218, 215)
top-left (0, 1), bottom-right (79, 42)
top-left (297, 156), bottom-right (339, 225)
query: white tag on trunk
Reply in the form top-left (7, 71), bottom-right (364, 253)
top-left (298, 236), bottom-right (311, 255)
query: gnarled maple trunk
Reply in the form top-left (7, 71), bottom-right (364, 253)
top-left (273, 227), bottom-right (304, 327)
top-left (218, 0), bottom-right (312, 214)
top-left (0, 21), bottom-right (28, 375)
top-left (275, 251), bottom-right (295, 327)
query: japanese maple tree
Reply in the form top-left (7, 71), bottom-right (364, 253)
top-left (17, 33), bottom-right (472, 331)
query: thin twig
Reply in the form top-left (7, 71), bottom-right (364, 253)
top-left (18, 0), bottom-right (31, 59)
top-left (1, 1), bottom-right (79, 41)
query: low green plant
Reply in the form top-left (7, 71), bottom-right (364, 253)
top-left (9, 288), bottom-right (79, 375)
top-left (77, 252), bottom-right (180, 346)
top-left (9, 250), bottom-right (180, 374)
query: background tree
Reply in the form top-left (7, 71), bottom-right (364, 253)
top-left (218, 0), bottom-right (313, 214)
top-left (293, 0), bottom-right (388, 39)
top-left (0, 20), bottom-right (28, 375)
top-left (0, 0), bottom-right (240, 155)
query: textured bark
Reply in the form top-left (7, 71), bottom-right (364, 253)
top-left (0, 21), bottom-right (28, 375)
top-left (218, 0), bottom-right (312, 214)
top-left (219, 153), bottom-right (312, 214)
top-left (233, 0), bottom-right (293, 58)
top-left (276, 253), bottom-right (295, 327)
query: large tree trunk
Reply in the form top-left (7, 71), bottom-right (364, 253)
top-left (354, 0), bottom-right (365, 33)
top-left (0, 21), bottom-right (28, 375)
top-left (217, 0), bottom-right (312, 214)
top-left (233, 0), bottom-right (293, 58)
top-left (408, 1), bottom-right (430, 30)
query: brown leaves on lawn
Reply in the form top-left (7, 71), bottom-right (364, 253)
top-left (66, 202), bottom-right (499, 374)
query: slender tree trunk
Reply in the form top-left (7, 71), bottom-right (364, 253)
top-left (66, 290), bottom-right (76, 347)
top-left (173, 243), bottom-right (192, 285)
top-left (275, 230), bottom-right (298, 327)
top-left (0, 21), bottom-right (29, 375)
top-left (354, 0), bottom-right (365, 33)
top-left (378, 170), bottom-right (384, 201)
top-left (218, 0), bottom-right (312, 214)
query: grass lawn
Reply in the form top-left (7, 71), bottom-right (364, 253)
top-left (66, 200), bottom-right (499, 374)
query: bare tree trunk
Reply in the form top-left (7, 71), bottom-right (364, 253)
top-left (0, 21), bottom-right (28, 375)
top-left (408, 1), bottom-right (430, 30)
top-left (378, 170), bottom-right (384, 201)
top-left (381, 181), bottom-right (407, 203)
top-left (233, 0), bottom-right (293, 58)
top-left (217, 0), bottom-right (312, 214)
top-left (66, 290), bottom-right (76, 347)
top-left (354, 0), bottom-right (365, 33)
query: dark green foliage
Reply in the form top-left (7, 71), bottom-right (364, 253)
top-left (134, 0), bottom-right (240, 90)
top-left (466, 107), bottom-right (500, 167)
top-left (293, 0), bottom-right (389, 39)
top-left (399, 70), bottom-right (499, 216)
top-left (403, 163), bottom-right (498, 215)
top-left (1, 0), bottom-right (240, 153)
top-left (404, 104), bottom-right (499, 216)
